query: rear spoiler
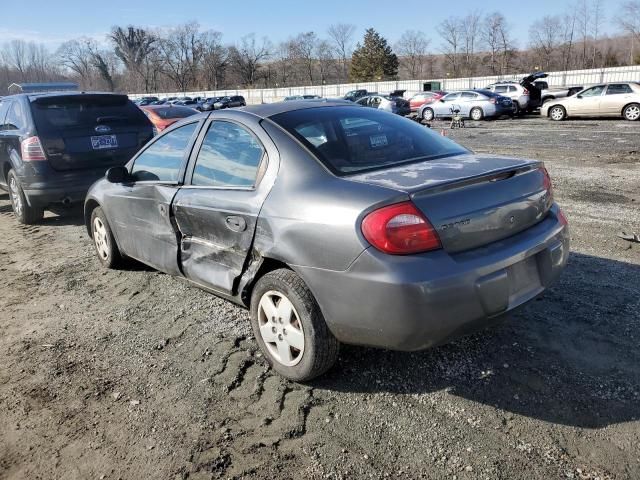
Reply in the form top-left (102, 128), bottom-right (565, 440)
top-left (32, 93), bottom-right (129, 106)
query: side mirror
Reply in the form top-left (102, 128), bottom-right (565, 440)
top-left (440, 99), bottom-right (445, 103)
top-left (106, 166), bottom-right (129, 183)
top-left (576, 94), bottom-right (583, 99)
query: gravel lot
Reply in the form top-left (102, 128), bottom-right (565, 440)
top-left (0, 115), bottom-right (638, 480)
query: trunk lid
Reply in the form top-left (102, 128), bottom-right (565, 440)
top-left (349, 154), bottom-right (553, 253)
top-left (30, 94), bottom-right (153, 172)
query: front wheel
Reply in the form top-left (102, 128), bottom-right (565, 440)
top-left (421, 107), bottom-right (434, 122)
top-left (623, 103), bottom-right (640, 121)
top-left (250, 269), bottom-right (339, 381)
top-left (7, 170), bottom-right (43, 224)
top-left (470, 107), bottom-right (484, 121)
top-left (549, 105), bottom-right (566, 121)
top-left (90, 207), bottom-right (122, 269)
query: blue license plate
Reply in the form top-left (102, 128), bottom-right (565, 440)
top-left (91, 135), bottom-right (118, 150)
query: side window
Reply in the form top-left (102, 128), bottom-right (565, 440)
top-left (461, 92), bottom-right (477, 99)
top-left (131, 122), bottom-right (198, 182)
top-left (508, 86), bottom-right (518, 92)
top-left (443, 93), bottom-right (460, 102)
top-left (606, 84), bottom-right (633, 95)
top-left (0, 101), bottom-right (10, 130)
top-left (581, 85), bottom-right (605, 97)
top-left (191, 121), bottom-right (265, 188)
top-left (5, 100), bottom-right (26, 131)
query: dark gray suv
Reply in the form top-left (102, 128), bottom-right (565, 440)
top-left (0, 92), bottom-right (153, 223)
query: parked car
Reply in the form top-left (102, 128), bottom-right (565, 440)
top-left (484, 82), bottom-right (531, 115)
top-left (140, 104), bottom-right (199, 132)
top-left (0, 92), bottom-right (153, 224)
top-left (409, 91), bottom-right (447, 112)
top-left (355, 94), bottom-right (410, 115)
top-left (84, 102), bottom-right (568, 381)
top-left (418, 90), bottom-right (513, 121)
top-left (136, 96), bottom-right (159, 106)
top-left (541, 82), bottom-right (640, 121)
top-left (200, 97), bottom-right (224, 111)
top-left (343, 89), bottom-right (369, 102)
top-left (214, 96), bottom-right (246, 109)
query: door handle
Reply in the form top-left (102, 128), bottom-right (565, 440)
top-left (225, 215), bottom-right (247, 232)
top-left (159, 204), bottom-right (167, 215)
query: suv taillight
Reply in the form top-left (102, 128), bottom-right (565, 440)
top-left (489, 97), bottom-right (497, 104)
top-left (21, 136), bottom-right (46, 161)
top-left (361, 202), bottom-right (442, 255)
top-left (523, 88), bottom-right (530, 95)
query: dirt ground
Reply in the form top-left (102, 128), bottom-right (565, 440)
top-left (0, 115), bottom-right (639, 480)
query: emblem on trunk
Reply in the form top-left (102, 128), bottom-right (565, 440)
top-left (440, 219), bottom-right (471, 231)
top-left (95, 125), bottom-right (112, 134)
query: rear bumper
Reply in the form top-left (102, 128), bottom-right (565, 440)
top-left (19, 165), bottom-right (108, 207)
top-left (297, 205), bottom-right (569, 351)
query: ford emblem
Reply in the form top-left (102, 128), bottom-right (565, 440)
top-left (95, 125), bottom-right (111, 134)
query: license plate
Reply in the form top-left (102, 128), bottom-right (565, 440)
top-left (508, 256), bottom-right (541, 299)
top-left (91, 135), bottom-right (118, 150)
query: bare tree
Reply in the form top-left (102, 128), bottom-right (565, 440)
top-left (57, 39), bottom-right (94, 85)
top-left (315, 40), bottom-right (334, 84)
top-left (529, 16), bottom-right (563, 70)
top-left (327, 23), bottom-right (355, 82)
top-left (396, 30), bottom-right (430, 79)
top-left (590, 0), bottom-right (605, 67)
top-left (290, 32), bottom-right (318, 84)
top-left (437, 17), bottom-right (462, 76)
top-left (228, 34), bottom-right (271, 87)
top-left (560, 9), bottom-right (578, 70)
top-left (461, 12), bottom-right (481, 75)
top-left (110, 26), bottom-right (157, 91)
top-left (617, 1), bottom-right (640, 62)
top-left (1, 40), bottom-right (29, 80)
top-left (200, 30), bottom-right (227, 90)
top-left (156, 23), bottom-right (203, 92)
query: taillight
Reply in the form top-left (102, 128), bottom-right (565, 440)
top-left (523, 88), bottom-right (530, 96)
top-left (489, 98), bottom-right (497, 104)
top-left (361, 201), bottom-right (442, 255)
top-left (557, 208), bottom-right (568, 226)
top-left (541, 166), bottom-right (553, 202)
top-left (21, 136), bottom-right (46, 161)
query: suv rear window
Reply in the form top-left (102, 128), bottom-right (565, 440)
top-left (30, 94), bottom-right (148, 131)
top-left (271, 106), bottom-right (467, 175)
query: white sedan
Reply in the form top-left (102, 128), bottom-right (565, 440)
top-left (541, 83), bottom-right (640, 121)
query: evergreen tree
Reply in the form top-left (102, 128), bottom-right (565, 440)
top-left (350, 28), bottom-right (399, 81)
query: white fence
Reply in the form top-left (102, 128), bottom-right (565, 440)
top-left (129, 65), bottom-right (640, 104)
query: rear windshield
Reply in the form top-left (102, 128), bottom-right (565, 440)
top-left (271, 106), bottom-right (467, 175)
top-left (149, 106), bottom-right (198, 119)
top-left (30, 95), bottom-right (148, 131)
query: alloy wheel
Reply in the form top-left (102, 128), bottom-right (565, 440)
top-left (257, 290), bottom-right (305, 366)
top-left (9, 177), bottom-right (23, 217)
top-left (550, 106), bottom-right (565, 121)
top-left (471, 108), bottom-right (483, 121)
top-left (93, 217), bottom-right (110, 261)
top-left (624, 105), bottom-right (640, 121)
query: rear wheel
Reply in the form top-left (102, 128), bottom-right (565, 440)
top-left (623, 103), bottom-right (640, 121)
top-left (422, 107), bottom-right (434, 122)
top-left (7, 170), bottom-right (43, 224)
top-left (549, 105), bottom-right (566, 121)
top-left (250, 269), bottom-right (339, 381)
top-left (512, 102), bottom-right (520, 116)
top-left (470, 107), bottom-right (484, 121)
top-left (91, 207), bottom-right (122, 269)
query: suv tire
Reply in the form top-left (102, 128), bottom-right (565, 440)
top-left (7, 170), bottom-right (43, 224)
top-left (250, 269), bottom-right (339, 381)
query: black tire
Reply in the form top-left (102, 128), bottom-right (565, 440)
top-left (7, 170), bottom-right (43, 224)
top-left (549, 105), bottom-right (566, 121)
top-left (250, 269), bottom-right (339, 381)
top-left (90, 206), bottom-right (122, 269)
top-left (623, 103), bottom-right (640, 121)
top-left (422, 107), bottom-right (434, 122)
top-left (512, 102), bottom-right (521, 116)
top-left (470, 107), bottom-right (484, 121)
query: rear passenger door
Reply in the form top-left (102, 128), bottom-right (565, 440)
top-left (172, 118), bottom-right (276, 295)
top-left (106, 121), bottom-right (201, 275)
top-left (459, 92), bottom-right (478, 115)
top-left (600, 84), bottom-right (634, 115)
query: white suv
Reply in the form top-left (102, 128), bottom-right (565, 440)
top-left (485, 82), bottom-right (530, 114)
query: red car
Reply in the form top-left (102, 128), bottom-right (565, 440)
top-left (409, 91), bottom-right (447, 112)
top-left (140, 105), bottom-right (199, 133)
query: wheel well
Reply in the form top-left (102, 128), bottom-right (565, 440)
top-left (622, 102), bottom-right (640, 115)
top-left (84, 199), bottom-right (100, 237)
top-left (547, 104), bottom-right (564, 117)
top-left (241, 257), bottom-right (292, 305)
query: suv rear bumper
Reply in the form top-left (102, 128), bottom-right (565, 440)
top-left (296, 205), bottom-right (569, 351)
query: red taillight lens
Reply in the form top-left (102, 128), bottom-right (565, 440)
top-left (540, 166), bottom-right (554, 202)
top-left (361, 202), bottom-right (442, 255)
top-left (489, 97), bottom-right (497, 104)
top-left (523, 88), bottom-right (530, 95)
top-left (21, 136), bottom-right (46, 161)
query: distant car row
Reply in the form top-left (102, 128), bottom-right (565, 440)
top-left (133, 95), bottom-right (246, 111)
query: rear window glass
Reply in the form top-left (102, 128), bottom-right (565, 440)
top-left (271, 106), bottom-right (467, 175)
top-left (31, 95), bottom-right (148, 131)
top-left (148, 106), bottom-right (198, 119)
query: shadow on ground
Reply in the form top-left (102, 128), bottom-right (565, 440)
top-left (316, 252), bottom-right (640, 429)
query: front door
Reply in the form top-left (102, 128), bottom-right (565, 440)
top-left (173, 118), bottom-right (276, 295)
top-left (106, 121), bottom-right (201, 274)
top-left (571, 85), bottom-right (605, 115)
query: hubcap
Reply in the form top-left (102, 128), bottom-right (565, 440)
top-left (93, 217), bottom-right (110, 261)
top-left (257, 291), bottom-right (305, 367)
top-left (551, 107), bottom-right (564, 120)
top-left (472, 109), bottom-right (481, 120)
top-left (9, 177), bottom-right (22, 217)
top-left (625, 105), bottom-right (640, 120)
top-left (423, 109), bottom-right (433, 121)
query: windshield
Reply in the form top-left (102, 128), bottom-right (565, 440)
top-left (271, 106), bottom-right (468, 175)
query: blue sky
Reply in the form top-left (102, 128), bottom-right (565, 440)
top-left (0, 0), bottom-right (627, 50)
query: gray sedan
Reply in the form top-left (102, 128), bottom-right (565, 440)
top-left (419, 89), bottom-right (514, 121)
top-left (85, 101), bottom-right (569, 381)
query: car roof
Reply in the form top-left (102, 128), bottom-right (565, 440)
top-left (11, 91), bottom-right (127, 102)
top-left (240, 99), bottom-right (355, 118)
